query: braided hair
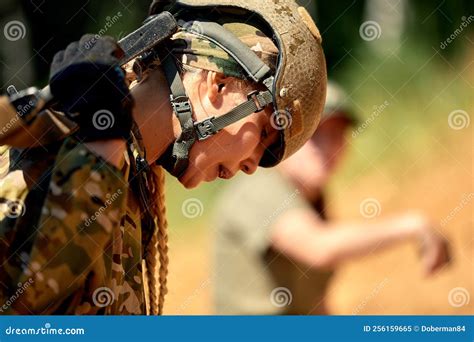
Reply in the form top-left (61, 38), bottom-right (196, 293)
top-left (145, 165), bottom-right (169, 315)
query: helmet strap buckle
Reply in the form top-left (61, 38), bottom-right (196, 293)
top-left (247, 90), bottom-right (265, 113)
top-left (170, 94), bottom-right (192, 116)
top-left (195, 117), bottom-right (217, 141)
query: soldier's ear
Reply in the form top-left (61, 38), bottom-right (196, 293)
top-left (206, 71), bottom-right (230, 103)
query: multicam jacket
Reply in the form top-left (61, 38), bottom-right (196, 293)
top-left (0, 109), bottom-right (154, 315)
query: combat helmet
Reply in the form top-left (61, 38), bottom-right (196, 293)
top-left (149, 0), bottom-right (327, 175)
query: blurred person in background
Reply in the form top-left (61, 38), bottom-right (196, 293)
top-left (212, 82), bottom-right (451, 315)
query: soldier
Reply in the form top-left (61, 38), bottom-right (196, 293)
top-left (0, 0), bottom-right (327, 315)
top-left (213, 82), bottom-right (451, 315)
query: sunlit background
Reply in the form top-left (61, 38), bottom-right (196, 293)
top-left (1, 0), bottom-right (472, 315)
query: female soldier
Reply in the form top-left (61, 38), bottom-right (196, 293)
top-left (0, 0), bottom-right (326, 315)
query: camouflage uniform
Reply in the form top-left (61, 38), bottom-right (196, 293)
top-left (0, 108), bottom-right (150, 315)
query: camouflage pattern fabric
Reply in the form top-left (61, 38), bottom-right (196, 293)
top-left (0, 112), bottom-right (152, 315)
top-left (170, 22), bottom-right (278, 79)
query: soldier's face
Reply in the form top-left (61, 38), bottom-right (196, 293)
top-left (178, 70), bottom-right (278, 189)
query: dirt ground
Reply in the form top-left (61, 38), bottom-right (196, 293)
top-left (164, 130), bottom-right (473, 315)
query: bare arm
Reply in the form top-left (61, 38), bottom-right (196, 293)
top-left (271, 209), bottom-right (450, 275)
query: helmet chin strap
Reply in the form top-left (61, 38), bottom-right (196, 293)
top-left (157, 52), bottom-right (273, 178)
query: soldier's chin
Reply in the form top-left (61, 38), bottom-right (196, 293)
top-left (178, 171), bottom-right (201, 189)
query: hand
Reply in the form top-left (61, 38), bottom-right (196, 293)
top-left (402, 212), bottom-right (451, 276)
top-left (49, 34), bottom-right (134, 141)
top-left (418, 224), bottom-right (451, 276)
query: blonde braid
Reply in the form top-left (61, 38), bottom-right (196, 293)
top-left (145, 228), bottom-right (159, 315)
top-left (145, 165), bottom-right (169, 315)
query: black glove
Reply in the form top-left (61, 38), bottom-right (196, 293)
top-left (49, 34), bottom-right (134, 141)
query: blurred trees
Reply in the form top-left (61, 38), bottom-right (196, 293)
top-left (1, 0), bottom-right (473, 89)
